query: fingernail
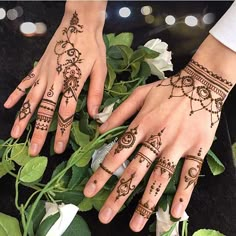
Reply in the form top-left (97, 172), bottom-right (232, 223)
top-left (130, 214), bottom-right (144, 231)
top-left (30, 143), bottom-right (39, 156)
top-left (100, 122), bottom-right (108, 133)
top-left (84, 182), bottom-right (96, 197)
top-left (172, 202), bottom-right (184, 219)
top-left (11, 125), bottom-right (20, 137)
top-left (55, 141), bottom-right (64, 153)
top-left (99, 207), bottom-right (113, 223)
top-left (4, 98), bottom-right (11, 108)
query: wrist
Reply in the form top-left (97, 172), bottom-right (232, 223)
top-left (193, 34), bottom-right (236, 87)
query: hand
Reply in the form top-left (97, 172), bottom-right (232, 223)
top-left (83, 40), bottom-right (235, 232)
top-left (4, 2), bottom-right (107, 156)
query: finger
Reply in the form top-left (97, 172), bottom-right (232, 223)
top-left (4, 68), bottom-right (40, 109)
top-left (87, 58), bottom-right (107, 117)
top-left (10, 79), bottom-right (46, 139)
top-left (170, 148), bottom-right (204, 219)
top-left (129, 150), bottom-right (181, 232)
top-left (99, 82), bottom-right (159, 134)
top-left (29, 82), bottom-right (62, 156)
top-left (84, 125), bottom-right (145, 198)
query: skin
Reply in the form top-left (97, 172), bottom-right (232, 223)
top-left (4, 1), bottom-right (107, 156)
top-left (84, 35), bottom-right (236, 232)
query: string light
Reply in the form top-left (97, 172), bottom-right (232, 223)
top-left (185, 15), bottom-right (198, 27)
top-left (141, 6), bottom-right (152, 16)
top-left (165, 15), bottom-right (176, 25)
top-left (119, 7), bottom-right (131, 18)
top-left (0, 8), bottom-right (6, 20)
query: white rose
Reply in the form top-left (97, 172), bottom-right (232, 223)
top-left (156, 204), bottom-right (189, 236)
top-left (91, 141), bottom-right (129, 178)
top-left (144, 38), bottom-right (173, 79)
top-left (94, 102), bottom-right (116, 124)
top-left (41, 202), bottom-right (79, 236)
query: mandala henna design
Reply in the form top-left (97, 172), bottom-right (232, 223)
top-left (154, 157), bottom-right (176, 179)
top-left (100, 163), bottom-right (113, 175)
top-left (18, 101), bottom-right (31, 120)
top-left (157, 59), bottom-right (232, 127)
top-left (134, 152), bottom-right (153, 168)
top-left (185, 152), bottom-right (203, 189)
top-left (143, 129), bottom-right (164, 156)
top-left (54, 11), bottom-right (83, 105)
top-left (114, 127), bottom-right (138, 154)
top-left (58, 113), bottom-right (74, 135)
top-left (47, 85), bottom-right (54, 97)
top-left (135, 200), bottom-right (155, 219)
top-left (115, 172), bottom-right (136, 201)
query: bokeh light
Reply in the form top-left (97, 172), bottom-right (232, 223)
top-left (35, 22), bottom-right (47, 35)
top-left (145, 15), bottom-right (155, 24)
top-left (165, 15), bottom-right (176, 25)
top-left (119, 7), bottom-right (131, 18)
top-left (203, 13), bottom-right (215, 24)
top-left (14, 6), bottom-right (24, 18)
top-left (185, 15), bottom-right (198, 27)
top-left (141, 6), bottom-right (152, 16)
top-left (7, 9), bottom-right (18, 21)
top-left (20, 22), bottom-right (36, 36)
top-left (0, 8), bottom-right (6, 20)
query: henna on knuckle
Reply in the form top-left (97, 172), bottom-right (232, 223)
top-left (135, 200), bottom-right (155, 219)
top-left (134, 152), bottom-right (153, 168)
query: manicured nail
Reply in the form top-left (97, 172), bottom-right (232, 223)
top-left (55, 141), bottom-right (64, 153)
top-left (84, 182), bottom-right (96, 196)
top-left (4, 98), bottom-right (12, 108)
top-left (11, 125), bottom-right (20, 137)
top-left (99, 207), bottom-right (113, 223)
top-left (30, 143), bottom-right (39, 156)
top-left (172, 202), bottom-right (184, 219)
top-left (130, 214), bottom-right (144, 231)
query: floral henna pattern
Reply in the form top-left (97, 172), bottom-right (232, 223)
top-left (154, 157), bottom-right (176, 179)
top-left (54, 11), bottom-right (83, 105)
top-left (157, 59), bottom-right (232, 127)
top-left (18, 101), bottom-right (31, 121)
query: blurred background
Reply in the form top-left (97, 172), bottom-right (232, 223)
top-left (0, 1), bottom-right (235, 235)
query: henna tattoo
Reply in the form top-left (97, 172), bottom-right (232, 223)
top-left (143, 129), bottom-right (164, 156)
top-left (154, 157), bottom-right (176, 179)
top-left (54, 12), bottom-right (83, 105)
top-left (35, 122), bottom-right (49, 131)
top-left (149, 181), bottom-right (161, 196)
top-left (16, 86), bottom-right (25, 93)
top-left (100, 163), bottom-right (113, 175)
top-left (185, 152), bottom-right (203, 189)
top-left (115, 172), bottom-right (136, 201)
top-left (180, 198), bottom-right (183, 202)
top-left (135, 200), bottom-right (155, 219)
top-left (47, 84), bottom-right (54, 97)
top-left (134, 152), bottom-right (153, 168)
top-left (157, 59), bottom-right (232, 127)
top-left (115, 127), bottom-right (138, 154)
top-left (58, 114), bottom-right (74, 135)
top-left (39, 99), bottom-right (56, 112)
top-left (93, 180), bottom-right (97, 184)
top-left (33, 79), bottom-right (40, 87)
top-left (18, 100), bottom-right (31, 120)
top-left (22, 70), bottom-right (35, 82)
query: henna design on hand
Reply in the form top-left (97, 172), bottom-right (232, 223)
top-left (154, 157), bottom-right (176, 179)
top-left (135, 200), bottom-right (155, 219)
top-left (100, 163), bottom-right (113, 175)
top-left (47, 84), bottom-right (54, 97)
top-left (149, 181), bottom-right (161, 196)
top-left (18, 101), bottom-right (31, 120)
top-left (115, 172), bottom-right (136, 201)
top-left (54, 11), bottom-right (83, 105)
top-left (58, 113), bottom-right (74, 135)
top-left (184, 151), bottom-right (203, 189)
top-left (143, 129), bottom-right (164, 156)
top-left (16, 86), bottom-right (26, 93)
top-left (134, 152), bottom-right (153, 168)
top-left (36, 99), bottom-right (56, 131)
top-left (22, 70), bottom-right (35, 82)
top-left (33, 79), bottom-right (40, 87)
top-left (114, 127), bottom-right (138, 154)
top-left (157, 59), bottom-right (233, 127)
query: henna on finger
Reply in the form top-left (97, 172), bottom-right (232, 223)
top-left (135, 200), bottom-right (155, 219)
top-left (149, 181), bottom-right (162, 197)
top-left (47, 84), bottom-right (54, 97)
top-left (18, 100), bottom-right (32, 120)
top-left (114, 126), bottom-right (138, 154)
top-left (22, 70), bottom-right (35, 82)
top-left (154, 157), bottom-right (176, 179)
top-left (16, 86), bottom-right (26, 93)
top-left (33, 79), bottom-right (40, 87)
top-left (100, 163), bottom-right (113, 175)
top-left (58, 113), bottom-right (74, 135)
top-left (134, 152), bottom-right (153, 168)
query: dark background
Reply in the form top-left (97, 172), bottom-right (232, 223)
top-left (0, 1), bottom-right (235, 235)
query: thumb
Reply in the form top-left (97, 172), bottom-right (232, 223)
top-left (87, 59), bottom-right (107, 117)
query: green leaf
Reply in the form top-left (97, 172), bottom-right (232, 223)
top-left (0, 212), bottom-right (22, 236)
top-left (160, 222), bottom-right (177, 236)
top-left (131, 61), bottom-right (141, 78)
top-left (138, 46), bottom-right (160, 58)
top-left (138, 61), bottom-right (151, 79)
top-left (192, 229), bottom-right (225, 236)
top-left (71, 121), bottom-right (90, 148)
top-left (63, 215), bottom-right (91, 236)
top-left (68, 165), bottom-right (88, 189)
top-left (0, 139), bottom-right (6, 159)
top-left (79, 111), bottom-right (94, 136)
top-left (78, 198), bottom-right (93, 212)
top-left (106, 64), bottom-right (117, 89)
top-left (54, 191), bottom-right (84, 205)
top-left (109, 32), bottom-right (133, 47)
top-left (106, 33), bottom-right (115, 44)
top-left (206, 150), bottom-right (225, 175)
top-left (103, 34), bottom-right (110, 49)
top-left (36, 212), bottom-right (60, 236)
top-left (111, 84), bottom-right (128, 94)
top-left (20, 156), bottom-right (48, 183)
top-left (75, 149), bottom-right (94, 167)
top-left (0, 161), bottom-right (15, 178)
top-left (130, 48), bottom-right (146, 64)
top-left (11, 144), bottom-right (31, 166)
